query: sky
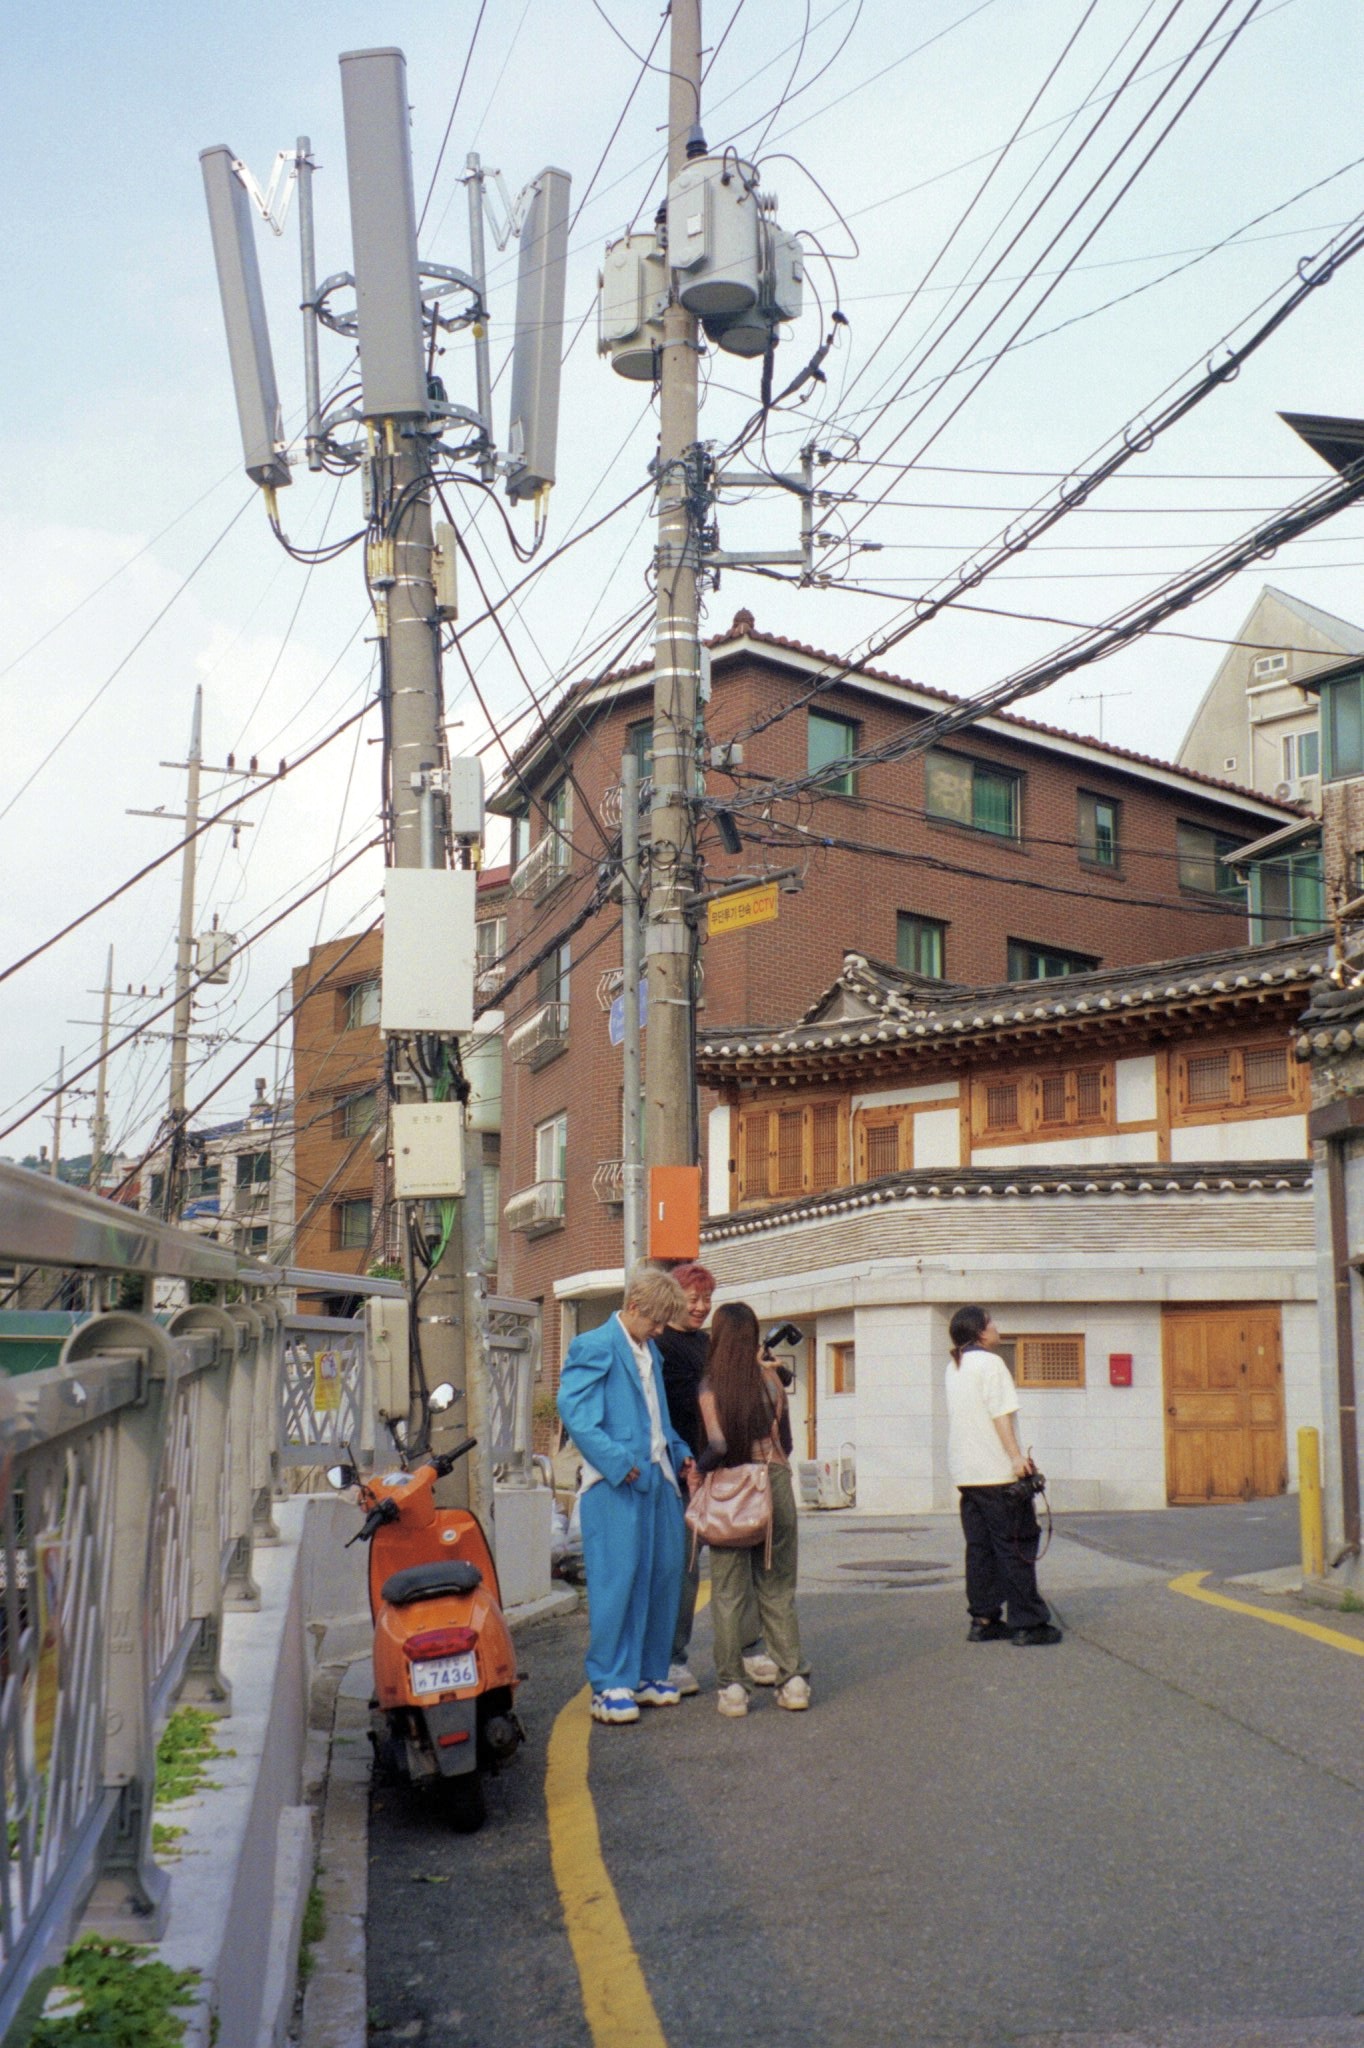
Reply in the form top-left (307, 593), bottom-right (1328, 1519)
top-left (3, 0), bottom-right (1364, 1168)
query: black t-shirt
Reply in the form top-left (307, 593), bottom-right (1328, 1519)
top-left (657, 1323), bottom-right (709, 1458)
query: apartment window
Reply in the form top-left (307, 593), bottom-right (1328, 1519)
top-left (1173, 1042), bottom-right (1298, 1118)
top-left (808, 711), bottom-right (859, 796)
top-left (236, 1150), bottom-right (270, 1187)
top-left (735, 1100), bottom-right (845, 1204)
top-left (546, 779), bottom-right (572, 851)
top-left (535, 1112), bottom-right (567, 1190)
top-left (240, 1225), bottom-right (269, 1253)
top-left (509, 805), bottom-right (531, 869)
top-left (1006, 940), bottom-right (1098, 982)
top-left (1078, 792), bottom-right (1119, 867)
top-left (148, 1172), bottom-right (165, 1209)
top-left (186, 1163), bottom-right (220, 1202)
top-left (1175, 824), bottom-right (1248, 901)
top-left (925, 751), bottom-right (1019, 838)
top-left (345, 978), bottom-right (381, 1029)
top-left (625, 718), bottom-right (654, 784)
top-left (340, 1090), bottom-right (378, 1138)
top-left (337, 1197), bottom-right (373, 1250)
top-left (1281, 730), bottom-right (1320, 782)
top-left (971, 1063), bottom-right (1112, 1144)
top-left (1250, 849), bottom-right (1325, 943)
top-left (830, 1342), bottom-right (856, 1395)
top-left (897, 912), bottom-right (946, 979)
top-left (1253, 653), bottom-right (1288, 680)
top-left (475, 916), bottom-right (507, 983)
top-left (854, 1104), bottom-right (914, 1181)
top-left (537, 942), bottom-right (571, 1017)
top-left (1322, 670), bottom-right (1364, 781)
top-left (999, 1335), bottom-right (1085, 1389)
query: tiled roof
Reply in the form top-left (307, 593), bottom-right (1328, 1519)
top-left (702, 1161), bottom-right (1311, 1243)
top-left (492, 611), bottom-right (1303, 816)
top-left (698, 932), bottom-right (1329, 1075)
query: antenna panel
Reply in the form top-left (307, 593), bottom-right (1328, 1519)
top-left (200, 146), bottom-right (291, 489)
top-left (506, 167), bottom-right (572, 501)
top-left (339, 48), bottom-right (430, 420)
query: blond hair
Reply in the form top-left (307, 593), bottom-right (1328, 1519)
top-left (623, 1263), bottom-right (687, 1325)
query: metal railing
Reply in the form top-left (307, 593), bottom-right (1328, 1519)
top-left (483, 1297), bottom-right (540, 1480)
top-left (509, 831), bottom-right (571, 903)
top-left (0, 1165), bottom-right (389, 2035)
top-left (506, 1000), bottom-right (568, 1066)
top-left (503, 1179), bottom-right (566, 1234)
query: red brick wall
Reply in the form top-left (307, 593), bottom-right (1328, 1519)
top-left (291, 929), bottom-right (388, 1298)
top-left (494, 647), bottom-right (1275, 1369)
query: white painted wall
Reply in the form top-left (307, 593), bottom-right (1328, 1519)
top-left (914, 1107), bottom-right (962, 1167)
top-left (707, 1103), bottom-right (732, 1216)
top-left (852, 1081), bottom-right (960, 1112)
top-left (1169, 1114), bottom-right (1307, 1162)
top-left (1115, 1054), bottom-right (1157, 1124)
top-left (975, 1130), bottom-right (1160, 1169)
top-left (846, 1304), bottom-right (939, 1514)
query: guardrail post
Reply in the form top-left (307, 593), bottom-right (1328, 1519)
top-left (62, 1314), bottom-right (173, 1939)
top-left (166, 1306), bottom-right (237, 1708)
top-left (223, 1303), bottom-right (264, 1609)
top-left (248, 1296), bottom-right (282, 1540)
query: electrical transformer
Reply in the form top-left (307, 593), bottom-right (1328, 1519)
top-left (667, 153), bottom-right (764, 317)
top-left (598, 233), bottom-right (667, 380)
top-left (704, 227), bottom-right (804, 357)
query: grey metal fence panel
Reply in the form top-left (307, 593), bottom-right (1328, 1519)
top-left (277, 1315), bottom-right (368, 1465)
top-left (483, 1297), bottom-right (540, 1477)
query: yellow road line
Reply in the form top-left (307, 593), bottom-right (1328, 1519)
top-left (1169, 1570), bottom-right (1364, 1657)
top-left (543, 1577), bottom-right (708, 2047)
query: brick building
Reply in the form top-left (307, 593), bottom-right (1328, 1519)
top-left (290, 868), bottom-right (510, 1311)
top-left (488, 611), bottom-right (1299, 1370)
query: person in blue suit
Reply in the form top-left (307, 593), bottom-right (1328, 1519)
top-left (557, 1265), bottom-right (697, 1724)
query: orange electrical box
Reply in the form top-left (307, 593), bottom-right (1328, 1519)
top-left (648, 1166), bottom-right (701, 1260)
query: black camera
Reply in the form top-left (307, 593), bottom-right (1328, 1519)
top-left (1002, 1470), bottom-right (1046, 1506)
top-left (763, 1322), bottom-right (803, 1351)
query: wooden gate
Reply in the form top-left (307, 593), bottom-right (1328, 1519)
top-left (1161, 1305), bottom-right (1286, 1504)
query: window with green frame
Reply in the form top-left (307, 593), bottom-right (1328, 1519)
top-left (925, 751), bottom-right (1019, 838)
top-left (1249, 847), bottom-right (1325, 942)
top-left (1176, 822), bottom-right (1249, 901)
top-left (897, 912), bottom-right (946, 978)
top-left (625, 717), bottom-right (653, 783)
top-left (1077, 791), bottom-right (1119, 866)
top-left (808, 711), bottom-right (858, 795)
top-left (1006, 939), bottom-right (1098, 982)
top-left (1321, 668), bottom-right (1364, 781)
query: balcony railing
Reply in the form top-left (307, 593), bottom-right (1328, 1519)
top-left (510, 832), bottom-right (571, 903)
top-left (592, 1160), bottom-right (624, 1205)
top-left (507, 1001), bottom-right (568, 1067)
top-left (503, 1179), bottom-right (566, 1234)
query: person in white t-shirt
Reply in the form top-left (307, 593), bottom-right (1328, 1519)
top-left (945, 1305), bottom-right (1061, 1647)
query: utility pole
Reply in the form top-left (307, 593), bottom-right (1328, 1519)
top-left (647, 0), bottom-right (705, 1179)
top-left (621, 752), bottom-right (645, 1268)
top-left (49, 1048), bottom-right (66, 1179)
top-left (89, 946), bottom-right (114, 1193)
top-left (166, 688), bottom-right (203, 1216)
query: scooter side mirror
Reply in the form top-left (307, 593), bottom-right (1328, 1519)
top-left (429, 1382), bottom-right (456, 1415)
top-left (326, 1463), bottom-right (356, 1491)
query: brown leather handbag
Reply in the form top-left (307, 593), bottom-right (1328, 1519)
top-left (685, 1450), bottom-right (774, 1568)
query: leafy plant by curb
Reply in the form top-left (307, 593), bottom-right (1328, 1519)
top-left (296, 1883), bottom-right (327, 1988)
top-left (31, 1938), bottom-right (198, 2048)
top-left (155, 1708), bottom-right (231, 1805)
top-left (1341, 1589), bottom-right (1364, 1613)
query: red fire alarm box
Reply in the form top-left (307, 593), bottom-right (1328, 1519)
top-left (1109, 1353), bottom-right (1133, 1388)
top-left (648, 1166), bottom-right (701, 1260)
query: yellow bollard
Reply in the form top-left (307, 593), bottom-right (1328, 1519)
top-left (1298, 1426), bottom-right (1324, 1580)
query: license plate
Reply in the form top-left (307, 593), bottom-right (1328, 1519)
top-left (411, 1651), bottom-right (478, 1697)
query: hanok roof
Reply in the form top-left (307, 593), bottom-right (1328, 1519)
top-left (696, 932), bottom-right (1330, 1085)
top-left (489, 611), bottom-right (1299, 824)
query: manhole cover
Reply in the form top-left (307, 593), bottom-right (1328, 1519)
top-left (838, 1558), bottom-right (951, 1573)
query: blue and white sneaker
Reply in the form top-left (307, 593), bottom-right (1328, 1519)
top-left (634, 1678), bottom-right (681, 1709)
top-left (591, 1688), bottom-right (640, 1724)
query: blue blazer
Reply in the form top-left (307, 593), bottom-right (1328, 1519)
top-left (557, 1315), bottom-right (693, 1489)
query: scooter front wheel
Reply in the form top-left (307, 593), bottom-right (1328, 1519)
top-left (437, 1770), bottom-right (486, 1833)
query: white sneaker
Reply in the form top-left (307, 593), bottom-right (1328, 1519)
top-left (743, 1652), bottom-right (779, 1686)
top-left (717, 1683), bottom-right (749, 1718)
top-left (668, 1662), bottom-right (700, 1696)
top-left (775, 1674), bottom-right (810, 1711)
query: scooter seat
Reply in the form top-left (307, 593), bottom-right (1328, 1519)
top-left (381, 1559), bottom-right (483, 1605)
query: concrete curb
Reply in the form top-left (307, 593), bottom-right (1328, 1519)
top-left (296, 1585), bottom-right (580, 2048)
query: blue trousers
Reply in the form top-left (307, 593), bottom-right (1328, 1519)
top-left (580, 1463), bottom-right (685, 1693)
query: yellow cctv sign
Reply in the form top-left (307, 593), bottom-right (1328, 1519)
top-left (707, 881), bottom-right (779, 936)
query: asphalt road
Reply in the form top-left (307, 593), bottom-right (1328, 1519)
top-left (366, 1507), bottom-right (1364, 2048)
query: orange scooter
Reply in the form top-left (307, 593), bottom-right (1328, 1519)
top-left (333, 1412), bottom-right (523, 1831)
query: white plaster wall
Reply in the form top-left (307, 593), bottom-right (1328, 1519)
top-left (1282, 1297), bottom-right (1324, 1489)
top-left (974, 1130), bottom-right (1160, 1169)
top-left (707, 1103), bottom-right (731, 1216)
top-left (994, 1305), bottom-right (1170, 1512)
top-left (1169, 1114), bottom-right (1307, 1162)
top-left (848, 1304), bottom-right (940, 1513)
top-left (853, 1082), bottom-right (960, 1112)
top-left (1115, 1054), bottom-right (1158, 1124)
top-left (913, 1108), bottom-right (961, 1167)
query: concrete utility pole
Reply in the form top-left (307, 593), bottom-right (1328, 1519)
top-left (49, 1048), bottom-right (65, 1179)
top-left (166, 687), bottom-right (204, 1214)
top-left (89, 946), bottom-right (114, 1193)
top-left (646, 0), bottom-right (705, 1176)
top-left (621, 751), bottom-right (645, 1268)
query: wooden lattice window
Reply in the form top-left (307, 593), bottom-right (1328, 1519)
top-left (1173, 1041), bottom-right (1298, 1119)
top-left (735, 1100), bottom-right (849, 1204)
top-left (972, 1063), bottom-right (1113, 1145)
top-left (853, 1105), bottom-right (914, 1182)
top-left (1010, 1335), bottom-right (1085, 1389)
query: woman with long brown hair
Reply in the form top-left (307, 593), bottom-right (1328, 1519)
top-left (697, 1301), bottom-right (810, 1716)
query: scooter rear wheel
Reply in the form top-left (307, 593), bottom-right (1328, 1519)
top-left (438, 1771), bottom-right (486, 1833)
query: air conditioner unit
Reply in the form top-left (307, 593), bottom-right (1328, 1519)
top-left (1298, 775), bottom-right (1320, 806)
top-left (504, 1179), bottom-right (565, 1233)
top-left (797, 1448), bottom-right (856, 1510)
top-left (1273, 780), bottom-right (1294, 801)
